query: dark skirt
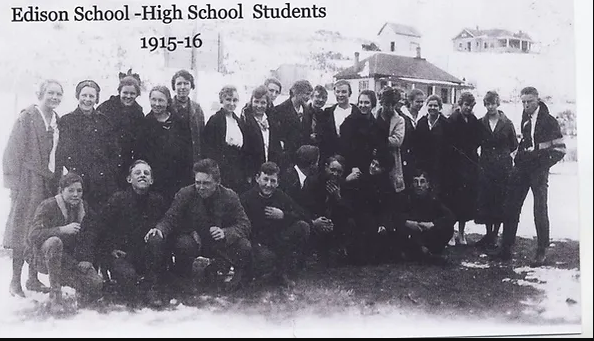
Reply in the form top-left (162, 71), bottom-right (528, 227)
top-left (475, 156), bottom-right (513, 224)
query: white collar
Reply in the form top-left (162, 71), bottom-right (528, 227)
top-left (294, 165), bottom-right (307, 188)
top-left (428, 114), bottom-right (441, 130)
top-left (35, 105), bottom-right (57, 130)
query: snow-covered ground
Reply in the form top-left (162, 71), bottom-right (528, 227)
top-left (0, 162), bottom-right (583, 337)
top-left (0, 0), bottom-right (588, 336)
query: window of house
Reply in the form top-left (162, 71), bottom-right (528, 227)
top-left (476, 41), bottom-right (480, 47)
top-left (441, 88), bottom-right (449, 104)
top-left (484, 42), bottom-right (488, 49)
top-left (458, 43), bottom-right (463, 50)
top-left (390, 42), bottom-right (395, 52)
top-left (427, 85), bottom-right (433, 95)
top-left (359, 80), bottom-right (369, 91)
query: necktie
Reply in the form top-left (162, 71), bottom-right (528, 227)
top-left (522, 114), bottom-right (533, 149)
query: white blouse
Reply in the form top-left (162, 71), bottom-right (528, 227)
top-left (254, 114), bottom-right (270, 161)
top-left (36, 105), bottom-right (59, 173)
top-left (225, 113), bottom-right (243, 148)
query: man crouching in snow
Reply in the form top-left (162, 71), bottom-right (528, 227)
top-left (395, 169), bottom-right (455, 265)
top-left (27, 172), bottom-right (103, 314)
top-left (241, 162), bottom-right (310, 288)
top-left (100, 160), bottom-right (168, 307)
top-left (145, 159), bottom-right (252, 293)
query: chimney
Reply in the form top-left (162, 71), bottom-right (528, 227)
top-left (476, 25), bottom-right (479, 31)
top-left (354, 52), bottom-right (360, 68)
top-left (416, 46), bottom-right (422, 59)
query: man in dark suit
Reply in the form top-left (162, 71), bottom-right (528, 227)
top-left (280, 145), bottom-right (319, 212)
top-left (491, 87), bottom-right (566, 267)
top-left (271, 80), bottom-right (314, 170)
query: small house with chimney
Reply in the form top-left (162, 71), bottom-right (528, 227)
top-left (452, 27), bottom-right (534, 53)
top-left (377, 22), bottom-right (422, 57)
top-left (334, 50), bottom-right (472, 109)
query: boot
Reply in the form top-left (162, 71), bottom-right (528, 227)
top-left (146, 288), bottom-right (165, 308)
top-left (26, 278), bottom-right (51, 293)
top-left (530, 249), bottom-right (547, 267)
top-left (488, 245), bottom-right (512, 261)
top-left (9, 279), bottom-right (25, 298)
top-left (49, 289), bottom-right (66, 315)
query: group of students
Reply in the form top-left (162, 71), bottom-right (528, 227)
top-left (3, 69), bottom-right (566, 313)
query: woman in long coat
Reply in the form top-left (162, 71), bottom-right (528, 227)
top-left (56, 80), bottom-right (121, 213)
top-left (96, 71), bottom-right (145, 190)
top-left (414, 95), bottom-right (452, 201)
top-left (3, 80), bottom-right (64, 297)
top-left (447, 92), bottom-right (482, 245)
top-left (475, 91), bottom-right (518, 248)
top-left (241, 85), bottom-right (283, 182)
top-left (203, 85), bottom-right (251, 194)
top-left (373, 87), bottom-right (406, 194)
top-left (137, 86), bottom-right (193, 205)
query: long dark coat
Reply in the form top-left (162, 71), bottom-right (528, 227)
top-left (171, 96), bottom-right (206, 163)
top-left (203, 109), bottom-right (250, 194)
top-left (413, 114), bottom-right (452, 199)
top-left (137, 111), bottom-right (193, 205)
top-left (241, 109), bottom-right (283, 179)
top-left (56, 107), bottom-right (121, 212)
top-left (475, 112), bottom-right (518, 224)
top-left (3, 105), bottom-right (62, 249)
top-left (96, 95), bottom-right (145, 189)
top-left (339, 110), bottom-right (376, 173)
top-left (271, 99), bottom-right (315, 170)
top-left (446, 109), bottom-right (482, 221)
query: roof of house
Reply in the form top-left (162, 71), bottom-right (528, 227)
top-left (378, 22), bottom-right (422, 38)
top-left (334, 53), bottom-right (463, 84)
top-left (454, 28), bottom-right (533, 41)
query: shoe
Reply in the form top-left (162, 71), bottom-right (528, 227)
top-left (474, 235), bottom-right (491, 248)
top-left (530, 252), bottom-right (547, 267)
top-left (146, 289), bottom-right (165, 308)
top-left (273, 274), bottom-right (296, 289)
top-left (456, 233), bottom-right (468, 246)
top-left (9, 280), bottom-right (25, 298)
top-left (224, 269), bottom-right (245, 293)
top-left (26, 278), bottom-right (50, 293)
top-left (49, 290), bottom-right (66, 315)
top-left (488, 247), bottom-right (512, 261)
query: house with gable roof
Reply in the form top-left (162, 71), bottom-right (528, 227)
top-left (452, 27), bottom-right (534, 53)
top-left (377, 22), bottom-right (422, 57)
top-left (334, 50), bottom-right (472, 110)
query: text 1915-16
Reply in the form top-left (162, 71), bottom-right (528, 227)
top-left (140, 34), bottom-right (203, 52)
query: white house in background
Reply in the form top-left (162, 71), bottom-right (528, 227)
top-left (334, 51), bottom-right (473, 112)
top-left (377, 22), bottom-right (422, 57)
top-left (452, 27), bottom-right (535, 53)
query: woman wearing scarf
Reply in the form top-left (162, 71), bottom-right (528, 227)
top-left (3, 79), bottom-right (64, 297)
